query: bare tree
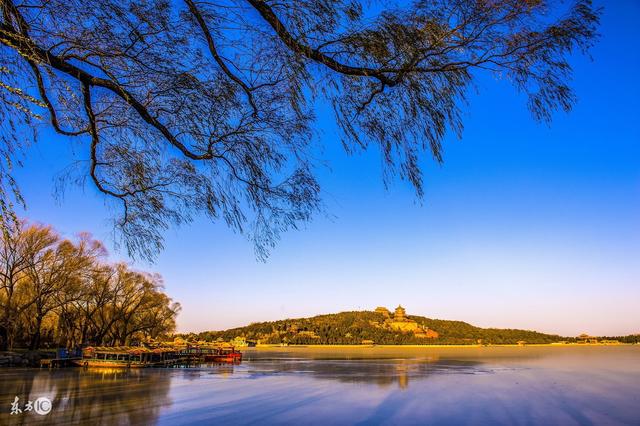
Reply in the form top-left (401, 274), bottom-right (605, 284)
top-left (23, 233), bottom-right (105, 349)
top-left (1, 220), bottom-right (178, 349)
top-left (0, 0), bottom-right (600, 259)
top-left (60, 265), bottom-right (117, 347)
top-left (0, 221), bottom-right (56, 349)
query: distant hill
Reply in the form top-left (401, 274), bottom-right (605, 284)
top-left (189, 309), bottom-right (567, 345)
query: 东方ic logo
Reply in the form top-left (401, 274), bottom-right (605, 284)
top-left (10, 396), bottom-right (52, 416)
top-left (33, 397), bottom-right (52, 415)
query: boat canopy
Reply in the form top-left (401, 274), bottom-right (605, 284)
top-left (83, 346), bottom-right (175, 355)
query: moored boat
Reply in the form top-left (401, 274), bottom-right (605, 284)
top-left (203, 346), bottom-right (242, 363)
top-left (74, 346), bottom-right (180, 368)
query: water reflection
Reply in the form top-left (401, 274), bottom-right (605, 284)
top-left (0, 368), bottom-right (171, 425)
top-left (243, 357), bottom-right (489, 389)
top-left (0, 347), bottom-right (639, 425)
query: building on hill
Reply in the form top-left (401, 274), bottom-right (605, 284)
top-left (375, 305), bottom-right (439, 339)
top-left (375, 307), bottom-right (391, 318)
top-left (414, 328), bottom-right (439, 339)
top-left (394, 305), bottom-right (406, 320)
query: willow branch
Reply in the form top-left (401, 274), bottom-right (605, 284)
top-left (27, 61), bottom-right (88, 136)
top-left (0, 23), bottom-right (212, 161)
top-left (245, 0), bottom-right (398, 86)
top-left (185, 0), bottom-right (258, 116)
top-left (80, 81), bottom-right (127, 201)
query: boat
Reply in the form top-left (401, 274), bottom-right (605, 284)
top-left (203, 345), bottom-right (242, 363)
top-left (73, 346), bottom-right (181, 368)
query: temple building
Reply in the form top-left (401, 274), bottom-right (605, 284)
top-left (375, 305), bottom-right (439, 338)
top-left (375, 307), bottom-right (391, 318)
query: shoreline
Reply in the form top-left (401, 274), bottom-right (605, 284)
top-left (1, 343), bottom-right (636, 369)
top-left (247, 342), bottom-right (633, 349)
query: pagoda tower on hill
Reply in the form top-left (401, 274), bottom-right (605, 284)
top-left (394, 305), bottom-right (406, 321)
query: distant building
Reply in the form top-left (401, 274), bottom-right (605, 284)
top-left (375, 305), bottom-right (439, 339)
top-left (577, 333), bottom-right (598, 344)
top-left (233, 336), bottom-right (249, 347)
top-left (414, 328), bottom-right (439, 339)
top-left (375, 307), bottom-right (391, 318)
top-left (394, 305), bottom-right (406, 320)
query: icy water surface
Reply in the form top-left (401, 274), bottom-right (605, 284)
top-left (1, 346), bottom-right (639, 425)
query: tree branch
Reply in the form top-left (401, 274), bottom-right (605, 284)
top-left (184, 0), bottom-right (258, 116)
top-left (27, 61), bottom-right (88, 136)
top-left (0, 23), bottom-right (213, 161)
top-left (80, 81), bottom-right (128, 201)
top-left (245, 0), bottom-right (398, 86)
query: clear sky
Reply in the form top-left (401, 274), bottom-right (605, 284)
top-left (13, 0), bottom-right (639, 337)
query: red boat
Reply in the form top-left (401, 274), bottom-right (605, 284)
top-left (204, 346), bottom-right (242, 363)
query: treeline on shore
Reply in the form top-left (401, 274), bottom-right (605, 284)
top-left (184, 311), bottom-right (569, 345)
top-left (597, 335), bottom-right (640, 344)
top-left (0, 220), bottom-right (180, 350)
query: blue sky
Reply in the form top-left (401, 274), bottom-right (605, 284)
top-left (14, 0), bottom-right (639, 336)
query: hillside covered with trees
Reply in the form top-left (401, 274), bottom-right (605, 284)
top-left (190, 310), bottom-right (566, 345)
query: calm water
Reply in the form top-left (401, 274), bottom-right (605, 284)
top-left (0, 346), bottom-right (639, 425)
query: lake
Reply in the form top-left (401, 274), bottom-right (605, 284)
top-left (0, 346), bottom-right (638, 425)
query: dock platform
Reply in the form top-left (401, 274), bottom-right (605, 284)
top-left (40, 357), bottom-right (82, 368)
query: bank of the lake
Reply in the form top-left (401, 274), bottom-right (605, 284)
top-left (249, 342), bottom-right (632, 349)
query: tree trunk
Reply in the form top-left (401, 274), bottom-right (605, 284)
top-left (29, 315), bottom-right (44, 350)
top-left (0, 325), bottom-right (8, 351)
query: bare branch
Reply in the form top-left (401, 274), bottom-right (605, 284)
top-left (185, 0), bottom-right (258, 116)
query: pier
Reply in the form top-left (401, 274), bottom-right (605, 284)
top-left (39, 344), bottom-right (242, 368)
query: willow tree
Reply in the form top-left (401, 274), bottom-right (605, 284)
top-left (0, 220), bottom-right (57, 349)
top-left (0, 0), bottom-right (600, 259)
top-left (23, 232), bottom-right (105, 349)
top-left (0, 219), bottom-right (179, 349)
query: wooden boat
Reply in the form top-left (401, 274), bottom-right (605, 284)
top-left (203, 346), bottom-right (242, 363)
top-left (73, 346), bottom-right (180, 368)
